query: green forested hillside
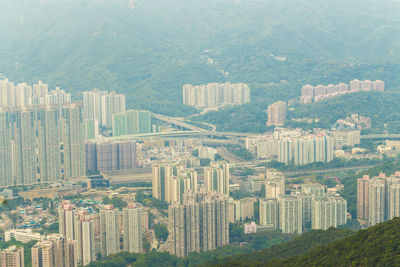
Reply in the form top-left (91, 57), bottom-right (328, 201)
top-left (85, 227), bottom-right (353, 266)
top-left (211, 218), bottom-right (400, 267)
top-left (287, 91), bottom-right (400, 133)
top-left (1, 0), bottom-right (400, 117)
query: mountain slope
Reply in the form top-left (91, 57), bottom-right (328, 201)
top-left (1, 0), bottom-right (400, 115)
top-left (210, 218), bottom-right (400, 267)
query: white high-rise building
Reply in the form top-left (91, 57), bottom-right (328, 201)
top-left (75, 215), bottom-right (95, 266)
top-left (311, 195), bottom-right (347, 230)
top-left (259, 198), bottom-right (279, 229)
top-left (278, 195), bottom-right (303, 234)
top-left (204, 162), bottom-right (230, 196)
top-left (123, 204), bottom-right (143, 253)
top-left (100, 205), bottom-right (119, 257)
top-left (83, 89), bottom-right (125, 127)
top-left (368, 177), bottom-right (386, 227)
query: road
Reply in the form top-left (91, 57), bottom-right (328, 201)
top-left (282, 164), bottom-right (379, 176)
top-left (216, 147), bottom-right (246, 163)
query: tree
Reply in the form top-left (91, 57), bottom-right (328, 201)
top-left (154, 223), bottom-right (169, 242)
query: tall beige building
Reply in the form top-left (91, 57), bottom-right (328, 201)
top-left (333, 130), bottom-right (361, 149)
top-left (278, 195), bottom-right (303, 234)
top-left (152, 163), bottom-right (197, 203)
top-left (74, 215), bottom-right (95, 266)
top-left (32, 234), bottom-right (77, 267)
top-left (32, 241), bottom-right (54, 267)
top-left (368, 177), bottom-right (386, 227)
top-left (100, 205), bottom-right (120, 257)
top-left (267, 101), bottom-right (286, 126)
top-left (168, 191), bottom-right (229, 257)
top-left (58, 202), bottom-right (76, 241)
top-left (204, 162), bottom-right (230, 196)
top-left (0, 246), bottom-right (24, 267)
top-left (357, 175), bottom-right (370, 225)
top-left (265, 170), bottom-right (285, 199)
top-left (61, 104), bottom-right (86, 179)
top-left (83, 89), bottom-right (126, 128)
top-left (311, 195), bottom-right (347, 230)
top-left (183, 82), bottom-right (250, 108)
top-left (122, 204), bottom-right (143, 253)
top-left (259, 198), bottom-right (279, 229)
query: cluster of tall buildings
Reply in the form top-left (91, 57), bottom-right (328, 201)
top-left (58, 201), bottom-right (143, 266)
top-left (112, 110), bottom-right (151, 136)
top-left (182, 82), bottom-right (250, 109)
top-left (152, 162), bottom-right (229, 204)
top-left (266, 101), bottom-right (286, 126)
top-left (83, 89), bottom-right (126, 128)
top-left (0, 79), bottom-right (71, 109)
top-left (246, 129), bottom-right (334, 165)
top-left (85, 139), bottom-right (137, 174)
top-left (0, 104), bottom-right (86, 186)
top-left (300, 79), bottom-right (385, 104)
top-left (260, 181), bottom-right (347, 234)
top-left (0, 246), bottom-right (24, 267)
top-left (31, 234), bottom-right (78, 267)
top-left (168, 191), bottom-right (229, 257)
top-left (357, 172), bottom-right (400, 226)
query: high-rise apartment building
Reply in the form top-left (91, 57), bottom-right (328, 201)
top-left (368, 176), bottom-right (386, 227)
top-left (32, 241), bottom-right (54, 267)
top-left (83, 119), bottom-right (99, 140)
top-left (0, 246), bottom-right (24, 267)
top-left (311, 195), bottom-right (347, 230)
top-left (0, 110), bottom-right (12, 186)
top-left (83, 89), bottom-right (108, 125)
top-left (12, 109), bottom-right (37, 185)
top-left (204, 162), bottom-right (230, 196)
top-left (46, 87), bottom-right (71, 107)
top-left (278, 195), bottom-right (303, 234)
top-left (333, 130), bottom-right (361, 149)
top-left (152, 163), bottom-right (192, 203)
top-left (168, 191), bottom-right (229, 257)
top-left (100, 205), bottom-right (119, 257)
top-left (266, 101), bottom-right (286, 126)
top-left (93, 140), bottom-right (137, 172)
top-left (0, 79), bottom-right (15, 108)
top-left (74, 215), bottom-right (95, 266)
top-left (357, 175), bottom-right (370, 225)
top-left (122, 204), bottom-right (143, 253)
top-left (32, 234), bottom-right (77, 267)
top-left (357, 172), bottom-right (400, 226)
top-left (37, 107), bottom-right (61, 182)
top-left (83, 89), bottom-right (125, 128)
top-left (61, 104), bottom-right (86, 179)
top-left (265, 170), bottom-right (285, 199)
top-left (112, 110), bottom-right (151, 137)
top-left (259, 198), bottom-right (279, 229)
top-left (183, 82), bottom-right (250, 109)
top-left (58, 202), bottom-right (77, 241)
top-left (301, 183), bottom-right (325, 199)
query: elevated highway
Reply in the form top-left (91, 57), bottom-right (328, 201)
top-left (360, 134), bottom-right (400, 140)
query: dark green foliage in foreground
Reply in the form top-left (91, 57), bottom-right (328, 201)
top-left (85, 226), bottom-right (354, 267)
top-left (208, 227), bottom-right (354, 266)
top-left (210, 218), bottom-right (400, 267)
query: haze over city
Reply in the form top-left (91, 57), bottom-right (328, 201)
top-left (1, 0), bottom-right (400, 266)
